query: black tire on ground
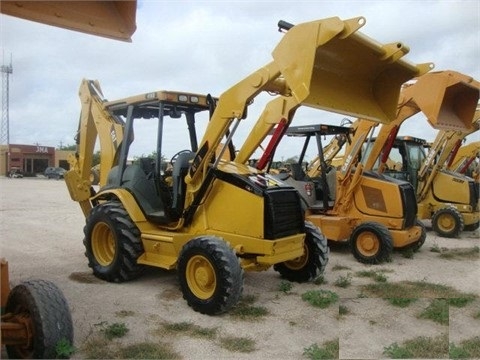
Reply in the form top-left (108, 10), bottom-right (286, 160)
top-left (432, 207), bottom-right (464, 238)
top-left (464, 221), bottom-right (479, 232)
top-left (83, 201), bottom-right (145, 282)
top-left (177, 236), bottom-right (244, 315)
top-left (404, 219), bottom-right (427, 252)
top-left (5, 279), bottom-right (74, 359)
top-left (274, 221), bottom-right (329, 282)
top-left (350, 222), bottom-right (393, 264)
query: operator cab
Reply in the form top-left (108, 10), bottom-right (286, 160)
top-left (101, 90), bottom-right (215, 224)
top-left (263, 123), bottom-right (353, 212)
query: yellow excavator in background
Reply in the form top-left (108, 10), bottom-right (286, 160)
top-left (64, 17), bottom-right (429, 314)
top-left (1, 1), bottom-right (137, 358)
top-left (361, 71), bottom-right (480, 237)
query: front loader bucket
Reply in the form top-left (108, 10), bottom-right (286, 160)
top-left (407, 71), bottom-right (479, 131)
top-left (272, 17), bottom-right (433, 123)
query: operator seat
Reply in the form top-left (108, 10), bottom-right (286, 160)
top-left (170, 151), bottom-right (195, 218)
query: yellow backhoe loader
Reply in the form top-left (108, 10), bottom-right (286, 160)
top-left (65, 17), bottom-right (428, 314)
top-left (1, 1), bottom-right (137, 358)
top-left (361, 71), bottom-right (480, 237)
top-left (244, 119), bottom-right (427, 264)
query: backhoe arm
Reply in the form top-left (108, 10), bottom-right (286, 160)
top-left (65, 79), bottom-right (125, 216)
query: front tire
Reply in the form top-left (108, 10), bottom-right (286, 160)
top-left (177, 237), bottom-right (244, 315)
top-left (5, 280), bottom-right (74, 359)
top-left (83, 201), bottom-right (145, 282)
top-left (274, 221), bottom-right (329, 282)
top-left (350, 222), bottom-right (393, 264)
top-left (432, 207), bottom-right (464, 238)
top-left (404, 219), bottom-right (427, 252)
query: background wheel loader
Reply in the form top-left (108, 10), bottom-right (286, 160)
top-left (1, 2), bottom-right (138, 358)
top-left (64, 17), bottom-right (428, 314)
top-left (359, 71), bottom-right (480, 238)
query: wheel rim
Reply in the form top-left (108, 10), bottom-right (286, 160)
top-left (356, 231), bottom-right (380, 257)
top-left (284, 243), bottom-right (309, 270)
top-left (91, 222), bottom-right (115, 266)
top-left (7, 304), bottom-right (34, 358)
top-left (186, 255), bottom-right (216, 300)
top-left (436, 213), bottom-right (455, 233)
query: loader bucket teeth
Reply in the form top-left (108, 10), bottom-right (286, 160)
top-left (406, 71), bottom-right (479, 131)
top-left (272, 16), bottom-right (428, 123)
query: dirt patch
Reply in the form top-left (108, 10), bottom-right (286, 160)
top-left (1, 177), bottom-right (479, 359)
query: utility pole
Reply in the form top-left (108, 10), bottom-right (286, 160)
top-left (1, 54), bottom-right (13, 174)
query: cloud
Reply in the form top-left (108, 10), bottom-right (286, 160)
top-left (1, 0), bottom-right (478, 160)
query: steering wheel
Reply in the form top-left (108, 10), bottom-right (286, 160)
top-left (170, 149), bottom-right (193, 166)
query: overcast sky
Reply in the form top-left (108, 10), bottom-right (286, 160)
top-left (1, 0), bottom-right (479, 161)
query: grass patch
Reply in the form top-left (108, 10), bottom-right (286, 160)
top-left (383, 334), bottom-right (448, 358)
top-left (118, 342), bottom-right (181, 359)
top-left (302, 290), bottom-right (338, 308)
top-left (115, 310), bottom-right (135, 317)
top-left (55, 338), bottom-right (76, 359)
top-left (387, 298), bottom-right (417, 308)
top-left (100, 322), bottom-right (129, 340)
top-left (338, 304), bottom-right (349, 316)
top-left (448, 296), bottom-right (476, 307)
top-left (418, 299), bottom-right (449, 325)
top-left (334, 274), bottom-right (352, 288)
top-left (331, 264), bottom-right (351, 271)
top-left (230, 295), bottom-right (269, 320)
top-left (219, 336), bottom-right (256, 353)
top-left (401, 248), bottom-right (415, 259)
top-left (160, 321), bottom-right (217, 339)
top-left (361, 280), bottom-right (477, 300)
top-left (435, 246), bottom-right (479, 260)
top-left (355, 270), bottom-right (388, 283)
top-left (303, 339), bottom-right (339, 359)
top-left (278, 280), bottom-right (293, 293)
top-left (450, 337), bottom-right (480, 359)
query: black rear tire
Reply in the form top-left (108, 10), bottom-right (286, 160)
top-left (274, 221), bottom-right (329, 282)
top-left (5, 280), bottom-right (74, 359)
top-left (350, 222), bottom-right (393, 264)
top-left (83, 201), bottom-right (145, 282)
top-left (177, 236), bottom-right (244, 315)
top-left (405, 219), bottom-right (427, 252)
top-left (432, 207), bottom-right (464, 238)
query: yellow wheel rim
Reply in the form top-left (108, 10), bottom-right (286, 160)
top-left (436, 213), bottom-right (455, 232)
top-left (284, 243), bottom-right (309, 270)
top-left (356, 231), bottom-right (380, 257)
top-left (91, 222), bottom-right (115, 266)
top-left (186, 255), bottom-right (216, 300)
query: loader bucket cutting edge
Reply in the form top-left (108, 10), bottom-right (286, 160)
top-left (272, 16), bottom-right (427, 123)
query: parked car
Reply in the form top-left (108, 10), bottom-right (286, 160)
top-left (8, 168), bottom-right (24, 178)
top-left (44, 167), bottom-right (67, 179)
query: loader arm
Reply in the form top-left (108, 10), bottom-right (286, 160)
top-left (448, 141), bottom-right (480, 179)
top-left (417, 111), bottom-right (480, 200)
top-left (362, 71), bottom-right (479, 173)
top-left (225, 16), bottom-right (430, 189)
top-left (65, 80), bottom-right (126, 216)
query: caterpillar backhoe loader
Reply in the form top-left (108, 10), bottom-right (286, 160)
top-left (360, 71), bottom-right (480, 237)
top-left (1, 1), bottom-right (138, 358)
top-left (65, 17), bottom-right (428, 314)
top-left (239, 118), bottom-right (427, 264)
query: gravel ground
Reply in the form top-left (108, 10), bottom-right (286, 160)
top-left (1, 177), bottom-right (479, 359)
